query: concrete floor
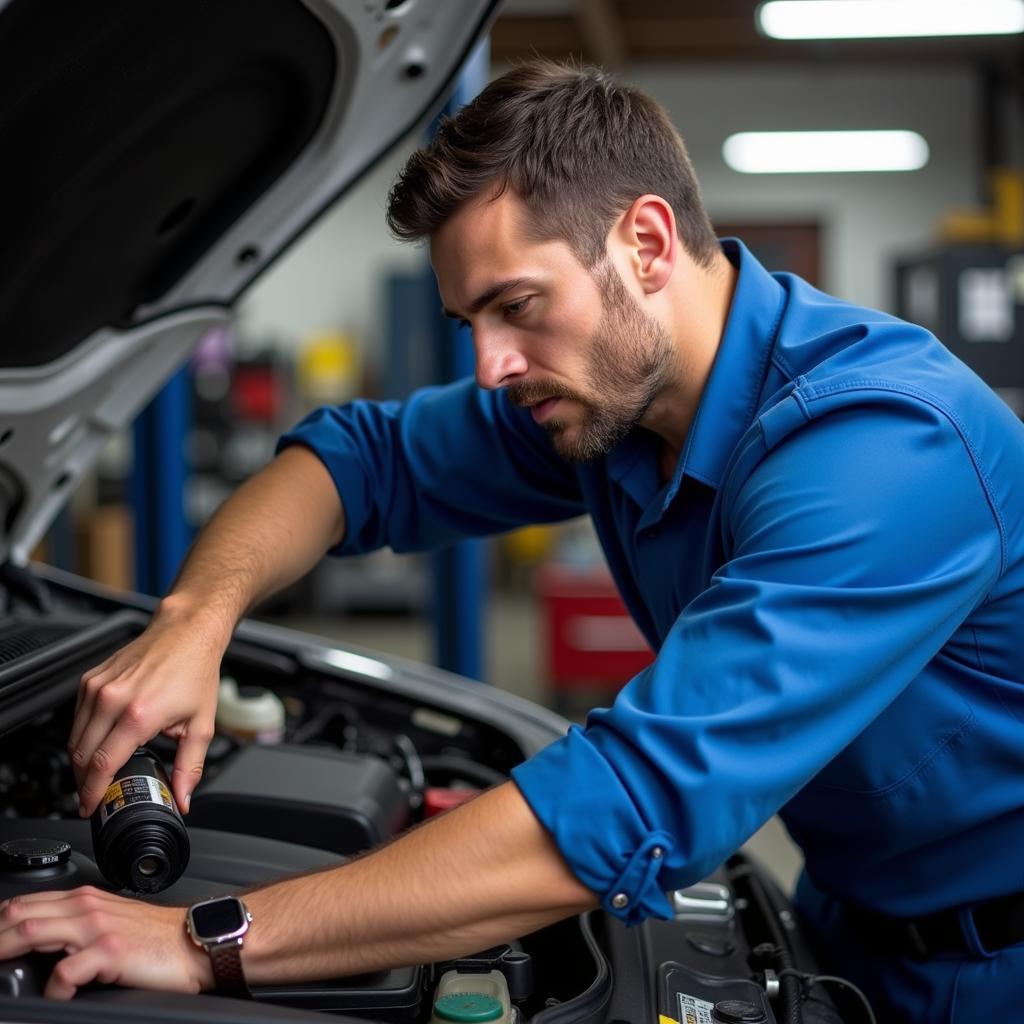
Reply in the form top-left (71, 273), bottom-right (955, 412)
top-left (265, 588), bottom-right (804, 896)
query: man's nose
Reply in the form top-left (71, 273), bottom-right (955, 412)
top-left (473, 327), bottom-right (528, 390)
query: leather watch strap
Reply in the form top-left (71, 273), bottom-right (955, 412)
top-left (207, 937), bottom-right (251, 998)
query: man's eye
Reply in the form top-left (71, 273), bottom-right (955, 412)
top-left (503, 297), bottom-right (531, 317)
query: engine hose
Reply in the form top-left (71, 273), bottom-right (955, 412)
top-left (731, 861), bottom-right (802, 1024)
top-left (288, 700), bottom-right (358, 745)
top-left (419, 753), bottom-right (507, 789)
top-left (392, 733), bottom-right (426, 800)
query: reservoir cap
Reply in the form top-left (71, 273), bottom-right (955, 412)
top-left (712, 1000), bottom-right (769, 1023)
top-left (434, 991), bottom-right (503, 1022)
top-left (1, 837), bottom-right (72, 869)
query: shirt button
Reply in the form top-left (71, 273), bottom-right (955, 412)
top-left (611, 893), bottom-right (629, 910)
top-left (652, 846), bottom-right (664, 860)
top-left (645, 528), bottom-right (659, 540)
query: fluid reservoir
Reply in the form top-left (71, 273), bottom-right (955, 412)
top-left (431, 969), bottom-right (513, 1023)
top-left (216, 676), bottom-right (286, 743)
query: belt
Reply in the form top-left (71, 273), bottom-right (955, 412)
top-left (843, 891), bottom-right (1024, 959)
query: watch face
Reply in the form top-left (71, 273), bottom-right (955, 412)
top-left (190, 897), bottom-right (247, 941)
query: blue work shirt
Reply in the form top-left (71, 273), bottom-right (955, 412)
top-left (280, 239), bottom-right (1024, 1019)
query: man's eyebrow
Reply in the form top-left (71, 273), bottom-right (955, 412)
top-left (443, 277), bottom-right (537, 320)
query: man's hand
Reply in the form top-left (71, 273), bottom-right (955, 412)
top-left (67, 447), bottom-right (346, 818)
top-left (0, 784), bottom-right (594, 999)
top-left (68, 598), bottom-right (229, 817)
top-left (0, 887), bottom-right (212, 999)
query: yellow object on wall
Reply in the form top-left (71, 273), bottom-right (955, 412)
top-left (939, 168), bottom-right (1024, 247)
top-left (502, 524), bottom-right (557, 565)
top-left (298, 330), bottom-right (360, 405)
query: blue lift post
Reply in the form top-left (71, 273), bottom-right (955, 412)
top-left (131, 43), bottom-right (490, 658)
top-left (430, 39), bottom-right (490, 681)
top-left (131, 364), bottom-right (193, 597)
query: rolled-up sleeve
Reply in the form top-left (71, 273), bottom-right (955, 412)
top-left (513, 389), bottom-right (1003, 924)
top-left (277, 378), bottom-right (585, 555)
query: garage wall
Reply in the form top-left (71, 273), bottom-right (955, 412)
top-left (235, 140), bottom-right (422, 357)
top-left (632, 62), bottom-right (981, 311)
top-left (238, 61), bottom-right (988, 354)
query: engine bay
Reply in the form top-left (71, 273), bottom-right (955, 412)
top-left (0, 571), bottom-right (854, 1023)
top-left (0, 635), bottom-right (606, 1021)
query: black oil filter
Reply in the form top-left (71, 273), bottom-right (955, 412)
top-left (90, 746), bottom-right (189, 894)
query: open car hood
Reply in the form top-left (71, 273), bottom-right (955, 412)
top-left (0, 0), bottom-right (500, 565)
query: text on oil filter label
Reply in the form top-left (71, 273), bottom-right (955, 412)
top-left (98, 774), bottom-right (176, 827)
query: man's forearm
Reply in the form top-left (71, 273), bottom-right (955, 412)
top-left (161, 445), bottom-right (346, 636)
top-left (239, 781), bottom-right (597, 984)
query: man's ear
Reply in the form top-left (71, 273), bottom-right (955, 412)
top-left (614, 194), bottom-right (677, 296)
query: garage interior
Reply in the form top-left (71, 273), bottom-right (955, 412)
top-left (40, 0), bottom-right (1024, 902)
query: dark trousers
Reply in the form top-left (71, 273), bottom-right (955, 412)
top-left (793, 871), bottom-right (1024, 1023)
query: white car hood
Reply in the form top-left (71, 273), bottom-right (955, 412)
top-left (0, 0), bottom-right (500, 564)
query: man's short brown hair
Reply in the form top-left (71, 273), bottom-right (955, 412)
top-left (386, 59), bottom-right (720, 269)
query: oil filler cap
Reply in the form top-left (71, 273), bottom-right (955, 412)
top-left (1, 837), bottom-right (71, 870)
top-left (434, 992), bottom-right (503, 1022)
top-left (712, 1000), bottom-right (769, 1023)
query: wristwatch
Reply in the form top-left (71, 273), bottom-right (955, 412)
top-left (186, 895), bottom-right (253, 997)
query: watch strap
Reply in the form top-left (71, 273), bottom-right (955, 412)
top-left (207, 937), bottom-right (251, 998)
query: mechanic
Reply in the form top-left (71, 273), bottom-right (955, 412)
top-left (2, 60), bottom-right (1023, 1021)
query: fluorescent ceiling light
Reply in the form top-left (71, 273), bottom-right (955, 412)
top-left (757, 0), bottom-right (1024, 39)
top-left (723, 131), bottom-right (929, 174)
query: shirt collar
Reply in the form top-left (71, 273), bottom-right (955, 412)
top-left (672, 237), bottom-right (788, 495)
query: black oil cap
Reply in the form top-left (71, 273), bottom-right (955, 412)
top-left (712, 1000), bottom-right (769, 1023)
top-left (0, 837), bottom-right (72, 870)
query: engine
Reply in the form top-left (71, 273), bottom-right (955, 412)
top-left (0, 589), bottom-right (855, 1023)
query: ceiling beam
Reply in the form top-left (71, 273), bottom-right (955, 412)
top-left (490, 16), bottom-right (582, 62)
top-left (490, 14), bottom-right (1024, 68)
top-left (576, 0), bottom-right (627, 71)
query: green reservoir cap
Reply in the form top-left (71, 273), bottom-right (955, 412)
top-left (434, 991), bottom-right (503, 1022)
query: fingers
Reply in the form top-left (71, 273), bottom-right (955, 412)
top-left (69, 658), bottom-right (118, 753)
top-left (73, 698), bottom-right (156, 818)
top-left (67, 619), bottom-right (223, 818)
top-left (44, 944), bottom-right (120, 1000)
top-left (0, 888), bottom-right (126, 1000)
top-left (0, 885), bottom-right (109, 914)
top-left (1, 887), bottom-right (198, 999)
top-left (0, 914), bottom-right (85, 959)
top-left (1, 888), bottom-right (84, 907)
top-left (172, 728), bottom-right (213, 813)
top-left (69, 659), bottom-right (128, 784)
top-left (77, 732), bottom-right (152, 819)
top-left (69, 686), bottom-right (119, 784)
top-left (0, 888), bottom-right (103, 961)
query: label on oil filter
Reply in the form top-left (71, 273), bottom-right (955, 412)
top-left (675, 992), bottom-right (716, 1024)
top-left (98, 775), bottom-right (177, 827)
